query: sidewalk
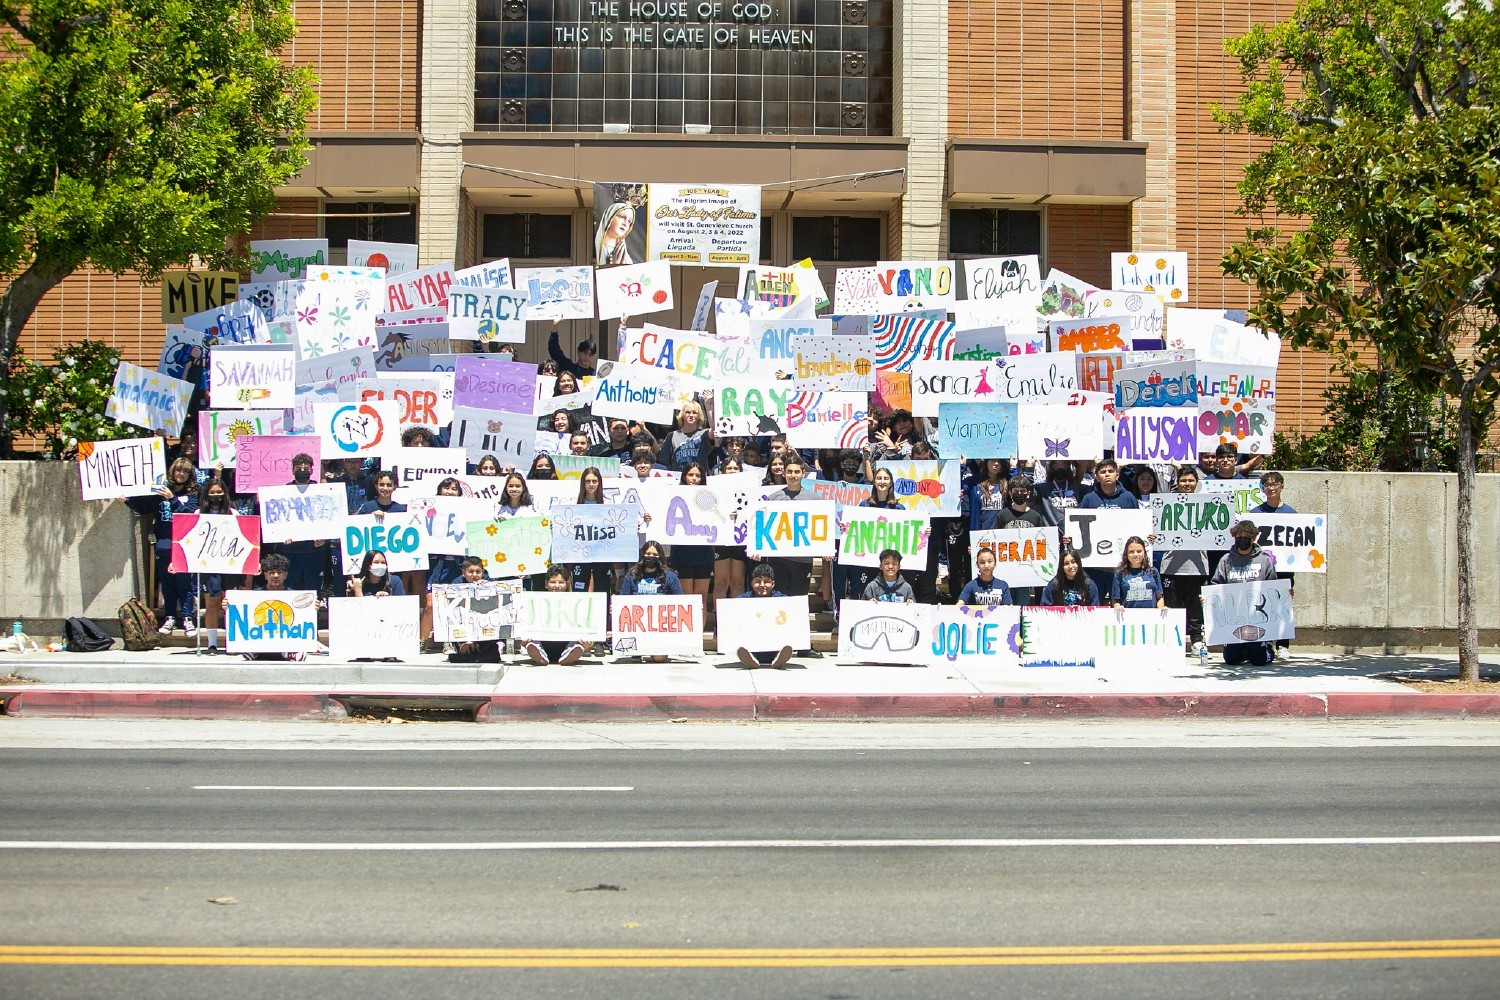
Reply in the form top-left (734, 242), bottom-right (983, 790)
top-left (2, 645), bottom-right (1498, 721)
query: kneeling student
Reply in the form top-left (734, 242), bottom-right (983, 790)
top-left (733, 563), bottom-right (795, 670)
top-left (861, 549), bottom-right (915, 603)
top-left (520, 565), bottom-right (588, 666)
top-left (447, 557), bottom-right (501, 664)
top-left (956, 547), bottom-right (1013, 608)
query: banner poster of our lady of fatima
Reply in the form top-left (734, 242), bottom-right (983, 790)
top-left (593, 182), bottom-right (649, 267)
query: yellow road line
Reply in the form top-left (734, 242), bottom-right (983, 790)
top-left (1, 940), bottom-right (1498, 968)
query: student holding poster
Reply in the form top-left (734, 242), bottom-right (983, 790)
top-left (1207, 519), bottom-right (1280, 665)
top-left (1110, 538), bottom-right (1166, 610)
top-left (1040, 550), bottom-right (1102, 607)
top-left (957, 548), bottom-right (1013, 609)
top-left (193, 477), bottom-right (253, 654)
top-left (347, 552), bottom-right (405, 598)
top-left (127, 457), bottom-right (200, 637)
top-left (672, 463), bottom-right (717, 600)
top-left (733, 564), bottom-right (796, 670)
top-left (1253, 469), bottom-right (1296, 655)
top-left (521, 567), bottom-right (588, 666)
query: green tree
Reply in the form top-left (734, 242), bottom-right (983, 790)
top-left (1217, 0), bottom-right (1500, 681)
top-left (0, 0), bottom-right (315, 451)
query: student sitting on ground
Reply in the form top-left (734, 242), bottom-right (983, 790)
top-left (241, 553), bottom-right (310, 663)
top-left (956, 547), bottom-right (1013, 608)
top-left (733, 563), bottom-right (795, 670)
top-left (520, 565), bottom-right (588, 666)
top-left (862, 548), bottom-right (915, 603)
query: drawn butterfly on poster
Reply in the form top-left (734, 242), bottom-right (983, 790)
top-left (1016, 403), bottom-right (1105, 462)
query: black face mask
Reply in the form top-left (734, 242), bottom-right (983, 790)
top-left (1235, 537), bottom-right (1254, 552)
top-left (643, 558), bottom-right (660, 572)
top-left (292, 469), bottom-right (311, 483)
top-left (1011, 491), bottom-right (1031, 504)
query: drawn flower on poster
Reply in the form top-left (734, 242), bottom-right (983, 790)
top-left (330, 305), bottom-right (351, 328)
top-left (297, 306), bottom-right (318, 326)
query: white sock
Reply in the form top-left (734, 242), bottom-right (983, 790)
top-left (206, 629), bottom-right (219, 648)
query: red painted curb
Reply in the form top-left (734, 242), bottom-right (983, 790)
top-left (2, 690), bottom-right (347, 721)
top-left (1325, 692), bottom-right (1500, 716)
top-left (752, 693), bottom-right (1334, 719)
top-left (476, 695), bottom-right (757, 721)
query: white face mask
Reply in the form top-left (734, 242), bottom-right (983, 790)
top-left (369, 563), bottom-right (388, 577)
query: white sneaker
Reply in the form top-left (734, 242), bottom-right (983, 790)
top-left (157, 617), bottom-right (177, 635)
top-left (183, 620), bottom-right (198, 638)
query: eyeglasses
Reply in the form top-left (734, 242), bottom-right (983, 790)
top-left (846, 616), bottom-right (920, 651)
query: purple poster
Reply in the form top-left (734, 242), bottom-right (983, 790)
top-left (234, 434), bottom-right (323, 492)
top-left (1114, 407), bottom-right (1197, 463)
top-left (453, 356), bottom-right (538, 414)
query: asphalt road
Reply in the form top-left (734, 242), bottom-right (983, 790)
top-left (2, 722), bottom-right (1499, 999)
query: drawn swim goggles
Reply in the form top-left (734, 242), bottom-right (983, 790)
top-left (846, 616), bottom-right (921, 652)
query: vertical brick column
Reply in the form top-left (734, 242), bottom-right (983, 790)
top-left (1130, 0), bottom-right (1175, 249)
top-left (893, 0), bottom-right (947, 259)
top-left (418, 0), bottom-right (476, 266)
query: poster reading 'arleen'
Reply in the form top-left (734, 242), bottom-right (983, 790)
top-left (647, 184), bottom-right (761, 266)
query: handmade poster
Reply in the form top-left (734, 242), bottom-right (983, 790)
top-left (401, 496), bottom-right (479, 556)
top-left (1198, 395), bottom-right (1275, 455)
top-left (383, 447), bottom-right (467, 502)
top-left (646, 183), bottom-right (760, 265)
top-left (224, 589), bottom-right (319, 653)
top-left (386, 261), bottom-right (455, 314)
top-left (1110, 251), bottom-right (1188, 302)
top-left (315, 399), bottom-right (401, 459)
top-left (347, 240), bottom-right (418, 275)
top-left (713, 380), bottom-right (793, 437)
top-left (511, 591), bottom-right (608, 641)
top-left (1197, 479), bottom-right (1267, 514)
top-left (837, 507), bottom-right (930, 569)
top-left (296, 347), bottom-right (377, 392)
top-left (355, 374), bottom-right (453, 430)
top-left (1115, 407), bottom-right (1199, 463)
top-left (833, 267), bottom-right (881, 314)
top-left (449, 356), bottom-right (534, 415)
top-left (447, 284), bottom-right (527, 343)
top-left (1169, 310), bottom-right (1281, 368)
top-left (784, 390), bottom-right (871, 450)
top-left (937, 402), bottom-right (1018, 459)
top-left (787, 335), bottom-right (877, 392)
top-left (1050, 316), bottom-right (1130, 353)
top-left (431, 583), bottom-right (514, 642)
top-left (807, 478), bottom-right (873, 510)
top-left (234, 435), bottom-right (322, 493)
top-left (385, 351), bottom-right (458, 375)
top-left (341, 512), bottom-right (428, 574)
top-left (875, 460), bottom-right (962, 518)
top-left (162, 271), bottom-right (240, 325)
top-left (689, 280), bottom-right (718, 331)
top-left (256, 483), bottom-right (345, 542)
top-left (1038, 268), bottom-right (1096, 319)
top-left (77, 437), bottom-right (165, 501)
top-left (1253, 514), bottom-right (1328, 573)
top-left (467, 515), bottom-right (552, 577)
top-left (925, 603), bottom-right (1023, 669)
top-left (911, 355), bottom-right (1078, 416)
top-left (375, 323), bottom-right (449, 371)
top-left (596, 260), bottom-right (673, 320)
top-left (1203, 579), bottom-right (1295, 644)
top-left (511, 265), bottom-right (594, 320)
top-left (208, 346), bottom-right (295, 410)
top-left (969, 526), bottom-right (1059, 587)
top-left (105, 361), bottom-right (193, 435)
top-left (867, 260), bottom-right (957, 311)
top-left (169, 513), bottom-right (261, 575)
top-left (1149, 493), bottom-right (1235, 551)
top-left (533, 431), bottom-right (571, 456)
top-left (552, 454), bottom-right (621, 481)
top-left (547, 503), bottom-right (638, 563)
top-left (952, 325), bottom-right (1009, 362)
top-left (454, 259), bottom-right (512, 290)
top-left (285, 380), bottom-right (338, 436)
top-left (874, 370), bottom-right (913, 414)
top-left (1065, 508), bottom-right (1153, 568)
top-left (327, 595), bottom-right (420, 661)
top-left (588, 361), bottom-right (679, 424)
top-left (1114, 360), bottom-right (1198, 410)
top-left (625, 325), bottom-right (724, 383)
top-left (715, 595), bottom-right (811, 654)
top-left (872, 313), bottom-right (956, 372)
top-left (963, 255), bottom-right (1043, 310)
top-left (744, 318), bottom-right (833, 378)
top-left (1020, 607), bottom-right (1188, 669)
top-left (638, 484), bottom-right (733, 546)
top-left (611, 595), bottom-right (704, 657)
top-left (837, 601), bottom-right (932, 666)
top-left (249, 239), bottom-right (327, 281)
top-left (291, 276), bottom-right (380, 358)
top-left (746, 500), bottom-right (837, 559)
top-left (1086, 290), bottom-right (1166, 346)
top-left (739, 261), bottom-right (828, 312)
top-left (198, 410), bottom-right (272, 467)
top-left (157, 324), bottom-right (206, 385)
top-left (1016, 403), bottom-right (1106, 462)
top-left (1197, 361), bottom-right (1277, 401)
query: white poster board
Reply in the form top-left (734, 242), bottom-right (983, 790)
top-left (1203, 579), bottom-right (1295, 644)
top-left (715, 596), bottom-right (811, 654)
top-left (327, 595), bottom-right (420, 661)
top-left (611, 595), bottom-right (704, 657)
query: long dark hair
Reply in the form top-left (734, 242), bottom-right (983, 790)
top-left (575, 466), bottom-right (605, 503)
top-left (197, 476), bottom-right (232, 513)
top-left (1049, 549), bottom-right (1090, 601)
top-left (679, 461), bottom-right (708, 486)
top-left (1115, 535), bottom-right (1150, 574)
top-left (630, 540), bottom-right (670, 582)
top-left (356, 551), bottom-right (396, 594)
top-left (500, 472), bottom-right (533, 509)
top-left (528, 454), bottom-right (558, 480)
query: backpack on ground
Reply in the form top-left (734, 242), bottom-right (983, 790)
top-left (117, 597), bottom-right (160, 652)
top-left (64, 617), bottom-right (115, 653)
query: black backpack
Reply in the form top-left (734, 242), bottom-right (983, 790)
top-left (64, 616), bottom-right (115, 653)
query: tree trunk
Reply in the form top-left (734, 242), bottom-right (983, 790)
top-left (0, 257), bottom-right (78, 456)
top-left (1454, 400), bottom-right (1478, 683)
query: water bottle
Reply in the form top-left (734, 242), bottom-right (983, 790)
top-left (1197, 643), bottom-right (1209, 668)
top-left (10, 621), bottom-right (21, 637)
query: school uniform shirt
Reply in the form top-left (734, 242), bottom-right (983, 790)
top-left (619, 570), bottom-right (683, 596)
top-left (957, 576), bottom-right (1013, 607)
top-left (995, 505), bottom-right (1046, 530)
top-left (354, 500), bottom-right (408, 515)
top-left (1253, 501), bottom-right (1297, 514)
top-left (968, 481), bottom-right (1009, 531)
top-left (1041, 577), bottom-right (1102, 607)
top-left (861, 576), bottom-right (915, 603)
top-left (1110, 566), bottom-right (1164, 608)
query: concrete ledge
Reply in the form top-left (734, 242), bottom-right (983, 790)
top-left (476, 695), bottom-right (758, 721)
top-left (2, 690), bottom-right (347, 721)
top-left (753, 693), bottom-right (1334, 719)
top-left (1324, 692), bottom-right (1500, 716)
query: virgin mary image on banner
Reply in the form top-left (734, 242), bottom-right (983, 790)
top-left (593, 182), bottom-right (648, 266)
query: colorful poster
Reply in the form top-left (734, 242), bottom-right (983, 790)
top-left (611, 595), bottom-right (704, 657)
top-left (467, 515), bottom-right (552, 578)
top-left (1050, 316), bottom-right (1129, 353)
top-left (638, 484), bottom-right (734, 546)
top-left (327, 595), bottom-right (421, 661)
top-left (347, 240), bottom-right (418, 275)
top-left (874, 370), bottom-right (913, 414)
top-left (871, 314), bottom-right (956, 373)
top-left (596, 260), bottom-right (674, 320)
top-left (647, 182), bottom-right (760, 265)
top-left (234, 435), bottom-right (322, 493)
top-left (1198, 395), bottom-right (1276, 455)
top-left (356, 374), bottom-right (453, 431)
top-left (784, 390), bottom-right (871, 449)
top-left (511, 591), bottom-right (608, 641)
top-left (1085, 290), bottom-right (1166, 346)
top-left (746, 500), bottom-right (837, 558)
top-left (911, 355), bottom-right (1079, 416)
top-left (404, 496), bottom-right (489, 556)
top-left (963, 255), bottom-right (1043, 310)
top-left (1016, 403), bottom-right (1106, 462)
top-left (77, 437), bottom-right (166, 501)
top-left (447, 285), bottom-right (527, 343)
top-left (249, 239), bottom-right (327, 281)
top-left (1111, 251), bottom-right (1189, 302)
top-left (788, 335), bottom-right (877, 392)
top-left (224, 589), bottom-right (320, 653)
top-left (451, 406), bottom-right (536, 468)
top-left (431, 583), bottom-right (514, 642)
top-left (548, 503), bottom-right (640, 563)
top-left (285, 380), bottom-right (338, 436)
top-left (375, 323), bottom-right (450, 371)
top-left (969, 526), bottom-right (1059, 587)
top-left (833, 266), bottom-right (882, 314)
top-left (291, 275), bottom-right (380, 358)
top-left (1197, 479), bottom-right (1267, 514)
top-left (1114, 407), bottom-right (1199, 462)
top-left (1039, 268), bottom-right (1097, 320)
top-left (386, 261), bottom-right (455, 314)
top-left (874, 459), bottom-right (962, 518)
top-left (625, 324), bottom-right (726, 383)
top-left (1020, 607), bottom-right (1187, 669)
top-left (161, 271), bottom-right (240, 325)
top-left (1203, 579), bottom-right (1295, 644)
top-left (837, 601), bottom-right (932, 666)
top-left (385, 447), bottom-right (467, 503)
top-left (208, 346), bottom-right (295, 410)
top-left (937, 402), bottom-right (1018, 459)
top-left (868, 260), bottom-right (958, 310)
top-left (451, 356), bottom-right (536, 414)
top-left (340, 512), bottom-right (428, 574)
top-left (953, 325), bottom-right (1009, 362)
top-left (588, 361), bottom-right (679, 424)
top-left (715, 595), bottom-right (811, 654)
top-left (807, 478), bottom-right (873, 510)
top-left (256, 483), bottom-right (346, 543)
top-left (713, 380), bottom-right (793, 437)
top-left (514, 265), bottom-right (595, 320)
top-left (1196, 362), bottom-right (1277, 401)
top-left (1114, 360), bottom-right (1198, 409)
top-left (925, 603), bottom-right (1023, 669)
top-left (169, 514), bottom-right (262, 575)
top-left (1065, 508), bottom-right (1154, 568)
top-left (744, 318), bottom-right (832, 378)
top-left (104, 361), bottom-right (193, 435)
top-left (1254, 514), bottom-right (1328, 573)
top-left (199, 410), bottom-right (274, 468)
top-left (158, 324), bottom-right (206, 383)
top-left (295, 347), bottom-right (376, 393)
top-left (315, 399), bottom-right (400, 459)
top-left (837, 507), bottom-right (930, 569)
top-left (454, 259), bottom-right (512, 290)
top-left (1149, 494), bottom-right (1235, 551)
